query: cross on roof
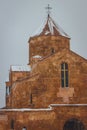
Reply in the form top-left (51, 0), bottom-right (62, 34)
top-left (45, 4), bottom-right (52, 16)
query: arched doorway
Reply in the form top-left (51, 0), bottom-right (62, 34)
top-left (63, 118), bottom-right (85, 130)
top-left (22, 127), bottom-right (27, 130)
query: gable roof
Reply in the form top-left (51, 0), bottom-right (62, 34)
top-left (32, 14), bottom-right (70, 38)
top-left (30, 48), bottom-right (87, 77)
top-left (33, 49), bottom-right (87, 66)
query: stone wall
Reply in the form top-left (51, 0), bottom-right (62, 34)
top-left (0, 106), bottom-right (87, 130)
top-left (6, 48), bottom-right (87, 108)
top-left (29, 35), bottom-right (70, 65)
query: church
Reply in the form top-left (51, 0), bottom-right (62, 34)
top-left (0, 5), bottom-right (87, 130)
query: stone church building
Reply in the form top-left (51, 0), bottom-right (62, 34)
top-left (0, 7), bottom-right (87, 130)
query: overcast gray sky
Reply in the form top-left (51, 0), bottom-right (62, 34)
top-left (0, 0), bottom-right (87, 108)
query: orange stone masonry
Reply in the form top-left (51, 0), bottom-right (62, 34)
top-left (0, 13), bottom-right (87, 130)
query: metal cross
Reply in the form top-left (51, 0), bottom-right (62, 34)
top-left (45, 4), bottom-right (52, 16)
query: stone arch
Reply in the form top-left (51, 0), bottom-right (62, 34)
top-left (22, 126), bottom-right (27, 130)
top-left (63, 118), bottom-right (85, 130)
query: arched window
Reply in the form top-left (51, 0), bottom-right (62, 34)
top-left (61, 63), bottom-right (68, 88)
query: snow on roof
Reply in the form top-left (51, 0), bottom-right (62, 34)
top-left (11, 65), bottom-right (31, 72)
top-left (50, 104), bottom-right (87, 107)
top-left (33, 55), bottom-right (42, 59)
top-left (0, 107), bottom-right (52, 112)
top-left (0, 104), bottom-right (87, 112)
top-left (31, 15), bottom-right (70, 38)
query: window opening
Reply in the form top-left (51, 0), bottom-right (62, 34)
top-left (11, 119), bottom-right (14, 130)
top-left (30, 93), bottom-right (33, 104)
top-left (51, 48), bottom-right (55, 54)
top-left (6, 86), bottom-right (10, 96)
top-left (61, 63), bottom-right (68, 87)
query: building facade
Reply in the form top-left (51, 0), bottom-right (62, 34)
top-left (0, 10), bottom-right (87, 130)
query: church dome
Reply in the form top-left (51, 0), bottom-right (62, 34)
top-left (32, 14), bottom-right (69, 38)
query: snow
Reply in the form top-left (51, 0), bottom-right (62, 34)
top-left (11, 65), bottom-right (31, 72)
top-left (33, 55), bottom-right (42, 59)
top-left (50, 104), bottom-right (87, 107)
top-left (48, 17), bottom-right (54, 35)
top-left (0, 107), bottom-right (52, 112)
top-left (0, 104), bottom-right (87, 112)
top-left (31, 15), bottom-right (70, 38)
top-left (47, 16), bottom-right (69, 37)
top-left (45, 31), bottom-right (50, 35)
